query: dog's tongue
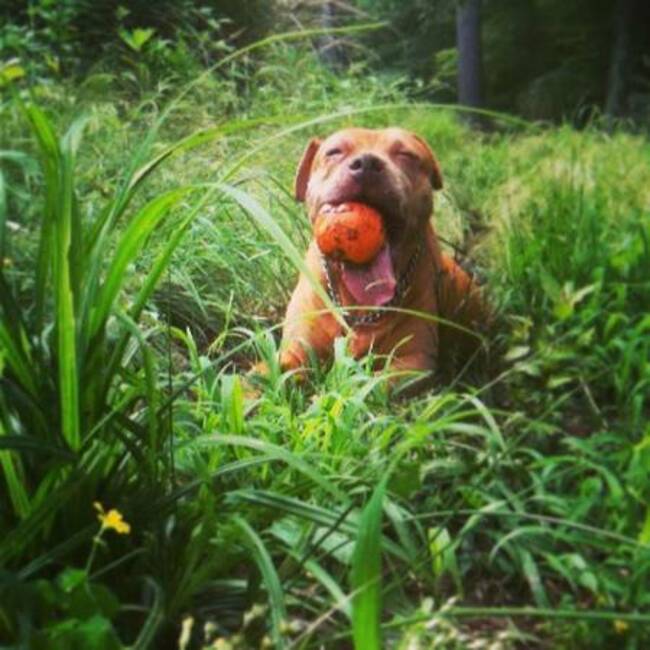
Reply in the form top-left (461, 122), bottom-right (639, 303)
top-left (341, 245), bottom-right (396, 306)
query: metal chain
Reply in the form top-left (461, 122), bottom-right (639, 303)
top-left (321, 243), bottom-right (422, 328)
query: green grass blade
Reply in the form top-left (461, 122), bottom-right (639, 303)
top-left (0, 150), bottom-right (38, 258)
top-left (24, 105), bottom-right (60, 329)
top-left (115, 312), bottom-right (159, 457)
top-left (428, 526), bottom-right (463, 596)
top-left (86, 186), bottom-right (194, 341)
top-left (124, 116), bottom-right (289, 198)
top-left (519, 548), bottom-right (550, 607)
top-left (303, 558), bottom-right (352, 620)
top-left (0, 169), bottom-right (6, 258)
top-left (216, 183), bottom-right (347, 330)
top-left (196, 435), bottom-right (347, 500)
top-left (0, 320), bottom-right (38, 398)
top-left (0, 418), bottom-right (30, 518)
top-left (230, 489), bottom-right (411, 563)
top-left (0, 477), bottom-right (77, 565)
top-left (53, 117), bottom-right (89, 452)
top-left (18, 526), bottom-right (94, 579)
top-left (0, 435), bottom-right (75, 460)
top-left (350, 480), bottom-right (386, 650)
top-left (20, 107), bottom-right (87, 450)
top-left (100, 185), bottom-right (217, 404)
top-left (132, 578), bottom-right (165, 650)
top-left (84, 110), bottom-right (289, 262)
top-left (230, 490), bottom-right (355, 531)
top-left (382, 606), bottom-right (650, 629)
top-left (162, 23), bottom-right (386, 129)
top-left (221, 374), bottom-right (245, 435)
top-left (233, 515), bottom-right (287, 650)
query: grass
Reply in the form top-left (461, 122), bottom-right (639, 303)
top-left (1, 41), bottom-right (650, 649)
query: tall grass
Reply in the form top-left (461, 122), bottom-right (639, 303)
top-left (1, 40), bottom-right (649, 649)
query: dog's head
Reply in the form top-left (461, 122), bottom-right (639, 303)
top-left (294, 127), bottom-right (442, 242)
top-left (294, 127), bottom-right (443, 307)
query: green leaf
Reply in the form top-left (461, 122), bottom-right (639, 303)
top-left (0, 169), bottom-right (6, 257)
top-left (234, 516), bottom-right (287, 649)
top-left (350, 480), bottom-right (385, 650)
top-left (118, 27), bottom-right (155, 52)
top-left (44, 614), bottom-right (121, 650)
top-left (57, 568), bottom-right (87, 593)
top-left (221, 374), bottom-right (245, 435)
top-left (429, 527), bottom-right (462, 595)
top-left (87, 187), bottom-right (193, 341)
top-left (504, 345), bottom-right (530, 362)
top-left (553, 296), bottom-right (574, 321)
top-left (0, 421), bottom-right (30, 518)
top-left (197, 435), bottom-right (347, 501)
top-left (53, 116), bottom-right (89, 452)
top-left (132, 579), bottom-right (164, 650)
top-left (520, 549), bottom-right (549, 607)
top-left (303, 559), bottom-right (352, 619)
top-left (388, 461), bottom-right (421, 500)
top-left (639, 507), bottom-right (650, 545)
top-left (0, 61), bottom-right (25, 87)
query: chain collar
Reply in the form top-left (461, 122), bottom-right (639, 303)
top-left (321, 243), bottom-right (422, 328)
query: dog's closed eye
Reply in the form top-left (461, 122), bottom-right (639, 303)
top-left (396, 150), bottom-right (419, 161)
top-left (325, 147), bottom-right (343, 157)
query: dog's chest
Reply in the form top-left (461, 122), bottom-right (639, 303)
top-left (348, 323), bottom-right (402, 359)
top-left (349, 328), bottom-right (375, 358)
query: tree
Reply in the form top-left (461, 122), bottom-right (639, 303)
top-left (456, 0), bottom-right (483, 109)
top-left (605, 0), bottom-right (636, 124)
top-left (318, 1), bottom-right (348, 69)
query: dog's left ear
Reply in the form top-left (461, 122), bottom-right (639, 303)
top-left (413, 135), bottom-right (443, 191)
top-left (429, 154), bottom-right (444, 191)
top-left (294, 138), bottom-right (321, 202)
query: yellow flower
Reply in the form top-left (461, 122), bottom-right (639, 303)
top-left (613, 619), bottom-right (629, 634)
top-left (94, 502), bottom-right (131, 535)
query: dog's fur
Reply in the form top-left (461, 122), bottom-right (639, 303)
top-left (277, 127), bottom-right (489, 387)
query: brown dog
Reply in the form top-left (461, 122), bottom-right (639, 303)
top-left (277, 127), bottom-right (488, 387)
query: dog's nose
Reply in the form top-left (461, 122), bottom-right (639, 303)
top-left (348, 153), bottom-right (385, 177)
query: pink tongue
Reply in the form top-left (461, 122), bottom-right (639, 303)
top-left (341, 245), bottom-right (396, 306)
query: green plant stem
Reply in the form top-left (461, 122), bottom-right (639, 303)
top-left (383, 606), bottom-right (650, 629)
top-left (84, 527), bottom-right (105, 575)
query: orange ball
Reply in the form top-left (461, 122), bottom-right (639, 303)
top-left (314, 202), bottom-right (386, 264)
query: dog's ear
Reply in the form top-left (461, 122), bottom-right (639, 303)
top-left (429, 154), bottom-right (444, 191)
top-left (412, 134), bottom-right (443, 190)
top-left (294, 138), bottom-right (321, 202)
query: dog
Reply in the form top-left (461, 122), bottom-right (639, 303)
top-left (275, 127), bottom-right (488, 389)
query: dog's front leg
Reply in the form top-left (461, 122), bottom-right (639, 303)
top-left (381, 320), bottom-right (439, 395)
top-left (279, 274), bottom-right (341, 374)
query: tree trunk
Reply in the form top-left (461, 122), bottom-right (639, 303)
top-left (456, 0), bottom-right (483, 109)
top-left (605, 0), bottom-right (636, 124)
top-left (318, 1), bottom-right (346, 70)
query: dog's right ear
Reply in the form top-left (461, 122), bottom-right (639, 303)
top-left (294, 138), bottom-right (321, 202)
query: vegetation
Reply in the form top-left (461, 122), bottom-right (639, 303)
top-left (1, 3), bottom-right (650, 649)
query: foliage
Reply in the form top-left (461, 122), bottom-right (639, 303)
top-left (4, 0), bottom-right (650, 121)
top-left (354, 0), bottom-right (650, 121)
top-left (0, 0), bottom-right (272, 84)
top-left (1, 28), bottom-right (650, 650)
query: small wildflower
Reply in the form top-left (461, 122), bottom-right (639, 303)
top-left (94, 501), bottom-right (131, 535)
top-left (614, 619), bottom-right (629, 634)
